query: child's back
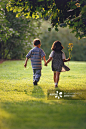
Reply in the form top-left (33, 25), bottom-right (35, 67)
top-left (24, 38), bottom-right (46, 85)
top-left (51, 51), bottom-right (63, 72)
top-left (26, 47), bottom-right (45, 69)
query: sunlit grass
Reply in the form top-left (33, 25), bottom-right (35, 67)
top-left (0, 60), bottom-right (86, 129)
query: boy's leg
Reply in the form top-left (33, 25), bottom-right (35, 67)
top-left (33, 69), bottom-right (36, 82)
top-left (33, 69), bottom-right (41, 85)
top-left (35, 69), bottom-right (41, 82)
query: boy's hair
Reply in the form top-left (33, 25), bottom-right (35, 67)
top-left (51, 40), bottom-right (64, 52)
top-left (33, 38), bottom-right (41, 46)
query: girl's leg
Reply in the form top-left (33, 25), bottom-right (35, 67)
top-left (54, 71), bottom-right (60, 87)
top-left (56, 71), bottom-right (60, 84)
top-left (54, 72), bottom-right (56, 83)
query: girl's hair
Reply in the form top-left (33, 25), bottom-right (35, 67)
top-left (51, 40), bottom-right (64, 52)
top-left (33, 38), bottom-right (41, 46)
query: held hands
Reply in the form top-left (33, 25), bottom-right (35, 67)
top-left (44, 57), bottom-right (52, 66)
top-left (44, 62), bottom-right (47, 66)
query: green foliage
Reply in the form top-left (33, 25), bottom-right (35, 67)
top-left (6, 0), bottom-right (86, 39)
top-left (0, 60), bottom-right (86, 129)
top-left (39, 21), bottom-right (86, 61)
top-left (0, 2), bottom-right (19, 59)
top-left (5, 10), bottom-right (42, 59)
top-left (0, 1), bottom-right (42, 59)
top-left (1, 0), bottom-right (86, 59)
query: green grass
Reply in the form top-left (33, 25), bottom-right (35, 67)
top-left (0, 60), bottom-right (86, 129)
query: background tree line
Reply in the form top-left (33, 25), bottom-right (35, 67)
top-left (0, 0), bottom-right (86, 61)
top-left (7, 0), bottom-right (86, 39)
top-left (40, 21), bottom-right (86, 61)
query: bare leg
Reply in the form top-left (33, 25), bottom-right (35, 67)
top-left (55, 72), bottom-right (60, 84)
top-left (54, 72), bottom-right (56, 83)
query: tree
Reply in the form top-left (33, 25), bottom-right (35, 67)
top-left (0, 0), bottom-right (42, 59)
top-left (5, 9), bottom-right (42, 59)
top-left (6, 0), bottom-right (86, 39)
top-left (0, 1), bottom-right (19, 59)
top-left (39, 21), bottom-right (86, 61)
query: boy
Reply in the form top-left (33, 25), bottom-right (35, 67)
top-left (24, 38), bottom-right (46, 85)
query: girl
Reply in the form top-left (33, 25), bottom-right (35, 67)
top-left (45, 40), bottom-right (70, 88)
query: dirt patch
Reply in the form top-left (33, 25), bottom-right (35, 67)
top-left (0, 59), bottom-right (5, 64)
top-left (0, 59), bottom-right (23, 64)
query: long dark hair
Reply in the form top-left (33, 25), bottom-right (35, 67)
top-left (51, 40), bottom-right (64, 52)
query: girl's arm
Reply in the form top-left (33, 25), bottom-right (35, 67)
top-left (62, 52), bottom-right (70, 62)
top-left (45, 57), bottom-right (52, 66)
top-left (24, 57), bottom-right (28, 68)
top-left (63, 58), bottom-right (70, 62)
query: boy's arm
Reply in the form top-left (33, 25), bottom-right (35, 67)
top-left (63, 58), bottom-right (70, 62)
top-left (43, 56), bottom-right (46, 63)
top-left (24, 57), bottom-right (28, 68)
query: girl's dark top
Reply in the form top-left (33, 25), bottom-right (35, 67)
top-left (49, 51), bottom-right (70, 72)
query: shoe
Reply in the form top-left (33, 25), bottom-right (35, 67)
top-left (55, 85), bottom-right (58, 88)
top-left (33, 80), bottom-right (37, 85)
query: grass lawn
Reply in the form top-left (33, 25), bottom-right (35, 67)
top-left (0, 60), bottom-right (86, 129)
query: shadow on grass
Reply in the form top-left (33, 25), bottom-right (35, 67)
top-left (31, 85), bottom-right (45, 98)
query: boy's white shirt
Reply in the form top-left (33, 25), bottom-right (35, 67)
top-left (49, 51), bottom-right (66, 59)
